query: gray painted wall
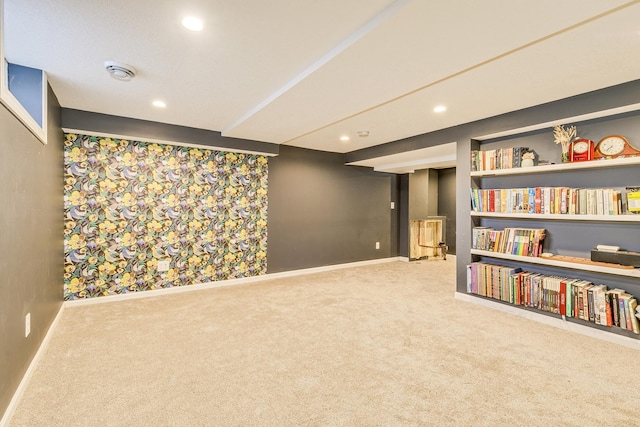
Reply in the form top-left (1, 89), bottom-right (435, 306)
top-left (437, 168), bottom-right (456, 254)
top-left (390, 173), bottom-right (400, 258)
top-left (0, 86), bottom-right (63, 419)
top-left (408, 169), bottom-right (430, 220)
top-left (398, 175), bottom-right (409, 257)
top-left (267, 145), bottom-right (395, 273)
top-left (428, 169), bottom-right (438, 216)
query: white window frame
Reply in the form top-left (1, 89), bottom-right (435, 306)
top-left (0, 0), bottom-right (48, 144)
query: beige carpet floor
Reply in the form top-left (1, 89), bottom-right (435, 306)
top-left (8, 258), bottom-right (640, 426)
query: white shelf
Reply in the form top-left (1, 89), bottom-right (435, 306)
top-left (470, 212), bottom-right (640, 222)
top-left (470, 156), bottom-right (640, 177)
top-left (470, 249), bottom-right (640, 278)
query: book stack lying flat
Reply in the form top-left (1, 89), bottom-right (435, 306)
top-left (467, 262), bottom-right (640, 334)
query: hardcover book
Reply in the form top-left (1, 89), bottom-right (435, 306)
top-left (626, 187), bottom-right (640, 214)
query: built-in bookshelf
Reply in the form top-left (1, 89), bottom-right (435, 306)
top-left (467, 108), bottom-right (640, 344)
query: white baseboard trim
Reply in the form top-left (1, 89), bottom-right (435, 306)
top-left (0, 304), bottom-right (66, 427)
top-left (65, 257), bottom-right (406, 307)
top-left (455, 292), bottom-right (640, 351)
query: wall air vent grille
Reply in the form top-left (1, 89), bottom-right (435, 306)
top-left (104, 61), bottom-right (136, 81)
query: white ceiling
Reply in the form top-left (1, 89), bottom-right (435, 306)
top-left (4, 0), bottom-right (640, 172)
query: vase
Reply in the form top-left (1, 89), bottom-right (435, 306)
top-left (561, 142), bottom-right (570, 163)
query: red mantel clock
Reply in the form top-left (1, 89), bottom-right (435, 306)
top-left (569, 138), bottom-right (594, 162)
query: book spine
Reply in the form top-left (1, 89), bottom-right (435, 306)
top-left (588, 190), bottom-right (596, 215)
top-left (626, 187), bottom-right (640, 213)
top-left (605, 291), bottom-right (612, 326)
top-left (543, 188), bottom-right (551, 214)
top-left (599, 286), bottom-right (606, 325)
top-left (566, 280), bottom-right (573, 318)
top-left (618, 293), bottom-right (626, 329)
top-left (624, 296), bottom-right (632, 330)
top-left (578, 287), bottom-right (585, 320)
top-left (513, 147), bottom-right (522, 168)
top-left (588, 287), bottom-right (595, 323)
top-left (489, 190), bottom-right (496, 212)
top-left (596, 190), bottom-right (604, 216)
top-left (568, 189), bottom-right (576, 215)
top-left (612, 292), bottom-right (620, 327)
top-left (629, 298), bottom-right (640, 334)
top-left (575, 285), bottom-right (582, 319)
top-left (527, 188), bottom-right (535, 214)
top-left (582, 286), bottom-right (591, 321)
top-left (579, 189), bottom-right (587, 214)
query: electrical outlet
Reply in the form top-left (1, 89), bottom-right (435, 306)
top-left (157, 260), bottom-right (170, 272)
top-left (25, 313), bottom-right (31, 338)
top-left (376, 242), bottom-right (380, 250)
top-left (391, 202), bottom-right (395, 209)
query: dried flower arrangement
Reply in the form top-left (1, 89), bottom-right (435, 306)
top-left (553, 124), bottom-right (577, 162)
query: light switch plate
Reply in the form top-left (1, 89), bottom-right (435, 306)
top-left (25, 313), bottom-right (31, 338)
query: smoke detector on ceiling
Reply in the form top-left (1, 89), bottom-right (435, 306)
top-left (104, 61), bottom-right (137, 81)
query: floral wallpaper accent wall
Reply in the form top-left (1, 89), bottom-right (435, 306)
top-left (63, 134), bottom-right (268, 300)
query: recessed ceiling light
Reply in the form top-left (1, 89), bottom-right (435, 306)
top-left (182, 16), bottom-right (204, 31)
top-left (433, 105), bottom-right (447, 113)
top-left (152, 100), bottom-right (166, 108)
top-left (340, 135), bottom-right (350, 142)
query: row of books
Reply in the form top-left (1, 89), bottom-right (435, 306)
top-left (467, 262), bottom-right (640, 334)
top-left (472, 227), bottom-right (545, 257)
top-left (470, 147), bottom-right (530, 171)
top-left (470, 187), bottom-right (628, 215)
